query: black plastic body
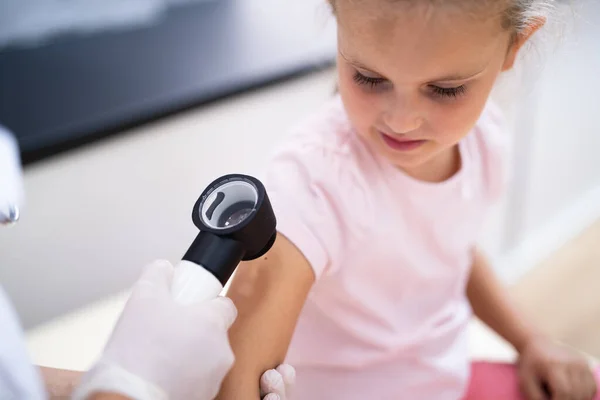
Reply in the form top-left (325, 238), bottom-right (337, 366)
top-left (182, 231), bottom-right (245, 286)
top-left (191, 174), bottom-right (277, 261)
top-left (183, 174), bottom-right (277, 286)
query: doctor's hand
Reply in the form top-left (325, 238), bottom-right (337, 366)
top-left (73, 260), bottom-right (296, 400)
top-left (73, 259), bottom-right (236, 400)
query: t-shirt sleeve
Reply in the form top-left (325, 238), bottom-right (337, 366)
top-left (477, 100), bottom-right (513, 203)
top-left (263, 144), bottom-right (344, 280)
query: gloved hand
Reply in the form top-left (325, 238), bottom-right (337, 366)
top-left (72, 260), bottom-right (296, 400)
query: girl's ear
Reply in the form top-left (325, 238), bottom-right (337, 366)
top-left (502, 17), bottom-right (546, 71)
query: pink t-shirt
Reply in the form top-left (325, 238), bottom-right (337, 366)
top-left (263, 95), bottom-right (509, 399)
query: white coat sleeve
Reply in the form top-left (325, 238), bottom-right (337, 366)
top-left (0, 286), bottom-right (47, 400)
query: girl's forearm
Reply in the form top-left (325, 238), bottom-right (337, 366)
top-left (88, 394), bottom-right (130, 400)
top-left (216, 233), bottom-right (316, 399)
top-left (39, 366), bottom-right (83, 399)
top-left (466, 248), bottom-right (542, 353)
top-left (38, 367), bottom-right (127, 400)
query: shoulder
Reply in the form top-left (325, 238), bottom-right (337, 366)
top-left (273, 95), bottom-right (355, 160)
top-left (261, 97), bottom-right (369, 276)
top-left (265, 95), bottom-right (366, 189)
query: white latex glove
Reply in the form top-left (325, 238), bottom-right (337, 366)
top-left (73, 260), bottom-right (236, 400)
top-left (261, 364), bottom-right (296, 400)
top-left (73, 260), bottom-right (297, 400)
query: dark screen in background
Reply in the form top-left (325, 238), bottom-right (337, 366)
top-left (0, 0), bottom-right (336, 164)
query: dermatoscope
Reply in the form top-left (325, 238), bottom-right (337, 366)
top-left (171, 174), bottom-right (277, 304)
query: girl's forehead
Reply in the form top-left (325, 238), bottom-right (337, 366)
top-left (333, 0), bottom-right (508, 20)
top-left (336, 2), bottom-right (510, 80)
top-left (336, 1), bottom-right (506, 41)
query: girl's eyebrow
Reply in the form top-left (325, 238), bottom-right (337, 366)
top-left (339, 50), bottom-right (382, 74)
top-left (339, 50), bottom-right (489, 83)
top-left (429, 67), bottom-right (489, 83)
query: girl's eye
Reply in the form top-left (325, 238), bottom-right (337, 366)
top-left (429, 85), bottom-right (467, 99)
top-left (352, 70), bottom-right (467, 99)
top-left (353, 71), bottom-right (386, 89)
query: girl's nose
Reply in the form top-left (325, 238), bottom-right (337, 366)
top-left (382, 94), bottom-right (424, 135)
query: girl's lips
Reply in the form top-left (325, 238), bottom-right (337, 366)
top-left (380, 133), bottom-right (426, 151)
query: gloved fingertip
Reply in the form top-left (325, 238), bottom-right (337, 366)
top-left (276, 364), bottom-right (296, 385)
top-left (142, 259), bottom-right (174, 278)
top-left (261, 369), bottom-right (285, 395)
top-left (263, 394), bottom-right (280, 400)
top-left (151, 259), bottom-right (175, 270)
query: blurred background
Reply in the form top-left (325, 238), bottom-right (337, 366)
top-left (0, 0), bottom-right (598, 371)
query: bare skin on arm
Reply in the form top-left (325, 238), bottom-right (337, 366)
top-left (87, 394), bottom-right (130, 400)
top-left (217, 233), bottom-right (316, 399)
top-left (39, 366), bottom-right (83, 399)
top-left (466, 247), bottom-right (539, 352)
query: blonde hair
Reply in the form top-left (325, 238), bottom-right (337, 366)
top-left (503, 0), bottom-right (556, 34)
top-left (326, 0), bottom-right (558, 35)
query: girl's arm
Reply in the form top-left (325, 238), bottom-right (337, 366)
top-left (466, 248), bottom-right (541, 353)
top-left (217, 233), bottom-right (316, 399)
top-left (39, 366), bottom-right (83, 399)
top-left (88, 394), bottom-right (129, 400)
top-left (468, 249), bottom-right (598, 398)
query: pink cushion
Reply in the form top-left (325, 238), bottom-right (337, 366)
top-left (464, 362), bottom-right (600, 400)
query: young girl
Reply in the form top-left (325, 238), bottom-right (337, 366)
top-left (219, 1), bottom-right (600, 399)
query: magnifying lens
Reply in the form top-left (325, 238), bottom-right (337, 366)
top-left (171, 174), bottom-right (277, 305)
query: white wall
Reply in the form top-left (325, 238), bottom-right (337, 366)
top-left (523, 8), bottom-right (600, 236)
top-left (494, 1), bottom-right (600, 282)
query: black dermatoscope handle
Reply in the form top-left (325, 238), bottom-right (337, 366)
top-left (171, 174), bottom-right (277, 304)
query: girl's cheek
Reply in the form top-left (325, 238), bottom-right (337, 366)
top-left (429, 98), bottom-right (486, 143)
top-left (346, 84), bottom-right (377, 111)
top-left (339, 78), bottom-right (379, 125)
top-left (338, 61), bottom-right (386, 113)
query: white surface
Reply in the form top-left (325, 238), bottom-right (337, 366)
top-left (26, 291), bottom-right (129, 370)
top-left (517, 2), bottom-right (600, 245)
top-left (500, 184), bottom-right (600, 285)
top-left (481, 1), bottom-right (600, 281)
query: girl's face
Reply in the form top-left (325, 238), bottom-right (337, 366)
top-left (335, 2), bottom-right (521, 179)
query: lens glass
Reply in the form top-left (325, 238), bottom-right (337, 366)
top-left (216, 201), bottom-right (254, 228)
top-left (221, 208), bottom-right (252, 228)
